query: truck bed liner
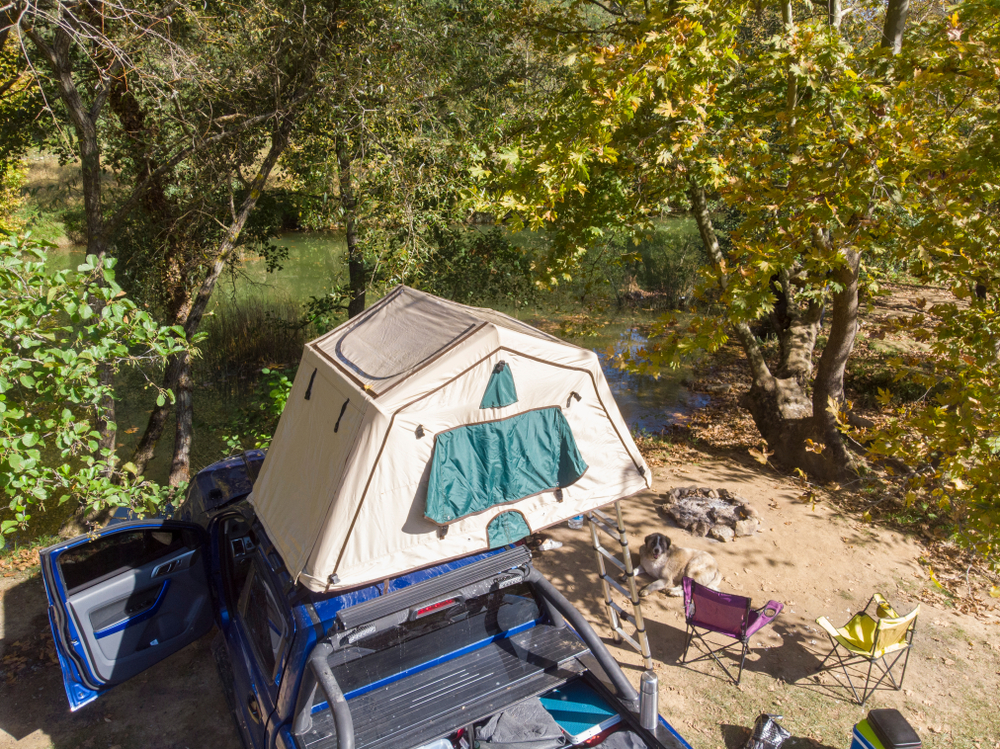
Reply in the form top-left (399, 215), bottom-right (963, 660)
top-left (301, 623), bottom-right (588, 749)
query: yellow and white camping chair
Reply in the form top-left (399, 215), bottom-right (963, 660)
top-left (816, 593), bottom-right (919, 706)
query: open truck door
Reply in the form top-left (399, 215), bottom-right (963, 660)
top-left (39, 520), bottom-right (214, 710)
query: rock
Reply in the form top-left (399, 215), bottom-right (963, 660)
top-left (735, 519), bottom-right (759, 537)
top-left (709, 525), bottom-right (735, 542)
top-left (659, 486), bottom-right (759, 543)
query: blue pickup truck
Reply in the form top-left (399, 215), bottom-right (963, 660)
top-left (39, 451), bottom-right (692, 749)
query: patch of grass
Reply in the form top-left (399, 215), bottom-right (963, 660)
top-left (197, 290), bottom-right (307, 385)
top-left (14, 205), bottom-right (69, 245)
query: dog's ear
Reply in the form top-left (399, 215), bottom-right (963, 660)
top-left (644, 533), bottom-right (656, 547)
top-left (661, 535), bottom-right (672, 549)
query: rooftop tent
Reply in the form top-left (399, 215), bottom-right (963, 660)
top-left (248, 286), bottom-right (651, 592)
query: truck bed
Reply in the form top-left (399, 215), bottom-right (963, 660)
top-left (299, 623), bottom-right (588, 749)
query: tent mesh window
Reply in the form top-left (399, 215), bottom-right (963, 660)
top-left (426, 407), bottom-right (588, 524)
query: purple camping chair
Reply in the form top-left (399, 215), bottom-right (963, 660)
top-left (681, 576), bottom-right (783, 684)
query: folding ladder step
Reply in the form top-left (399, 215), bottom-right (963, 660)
top-left (589, 514), bottom-right (623, 542)
top-left (611, 627), bottom-right (644, 654)
top-left (594, 546), bottom-right (626, 573)
top-left (599, 573), bottom-right (633, 600)
top-left (607, 599), bottom-right (637, 626)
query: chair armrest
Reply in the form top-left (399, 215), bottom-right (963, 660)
top-left (745, 601), bottom-right (783, 638)
top-left (758, 600), bottom-right (783, 619)
top-left (816, 616), bottom-right (841, 640)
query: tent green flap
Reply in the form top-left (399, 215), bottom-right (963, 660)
top-left (487, 512), bottom-right (531, 548)
top-left (479, 360), bottom-right (518, 408)
top-left (425, 407), bottom-right (588, 525)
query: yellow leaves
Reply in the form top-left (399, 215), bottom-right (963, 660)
top-left (876, 387), bottom-right (893, 407)
top-left (654, 100), bottom-right (675, 118)
top-left (990, 586), bottom-right (1000, 599)
top-left (951, 476), bottom-right (970, 491)
top-left (804, 438), bottom-right (825, 454)
top-left (748, 443), bottom-right (774, 465)
top-left (927, 566), bottom-right (945, 590)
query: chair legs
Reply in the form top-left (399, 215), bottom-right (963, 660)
top-left (682, 625), bottom-right (751, 685)
top-left (818, 635), bottom-right (913, 706)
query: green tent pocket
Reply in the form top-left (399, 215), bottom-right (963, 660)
top-left (479, 360), bottom-right (518, 409)
top-left (487, 512), bottom-right (531, 548)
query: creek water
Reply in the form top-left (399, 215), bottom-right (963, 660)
top-left (3, 234), bottom-right (703, 547)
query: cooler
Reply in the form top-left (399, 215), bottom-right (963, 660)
top-left (539, 679), bottom-right (621, 744)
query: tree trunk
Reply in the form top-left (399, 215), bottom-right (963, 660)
top-left (881, 0), bottom-right (910, 54)
top-left (336, 133), bottom-right (366, 318)
top-left (129, 357), bottom-right (182, 477)
top-left (769, 271), bottom-right (823, 382)
top-left (690, 183), bottom-right (856, 482)
top-left (169, 352), bottom-right (194, 486)
top-left (128, 123), bottom-right (293, 479)
top-left (828, 0), bottom-right (842, 29)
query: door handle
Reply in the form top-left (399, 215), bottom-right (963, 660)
top-left (247, 693), bottom-right (261, 723)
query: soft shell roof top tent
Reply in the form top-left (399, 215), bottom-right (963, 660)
top-left (249, 286), bottom-right (651, 592)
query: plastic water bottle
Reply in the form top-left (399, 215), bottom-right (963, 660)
top-left (568, 515), bottom-right (585, 530)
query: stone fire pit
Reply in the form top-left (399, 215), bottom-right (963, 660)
top-left (654, 486), bottom-right (760, 542)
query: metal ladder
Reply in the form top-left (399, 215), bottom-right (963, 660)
top-left (587, 501), bottom-right (653, 669)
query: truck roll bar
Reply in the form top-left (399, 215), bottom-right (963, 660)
top-left (525, 568), bottom-right (641, 712)
top-left (294, 641), bottom-right (355, 749)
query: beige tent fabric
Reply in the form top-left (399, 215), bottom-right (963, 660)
top-left (249, 286), bottom-right (650, 592)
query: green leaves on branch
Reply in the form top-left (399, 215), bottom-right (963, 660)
top-left (1, 234), bottom-right (189, 534)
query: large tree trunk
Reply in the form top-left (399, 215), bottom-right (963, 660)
top-left (690, 184), bottom-right (856, 482)
top-left (336, 133), bottom-right (366, 318)
top-left (28, 23), bottom-right (119, 488)
top-left (769, 270), bottom-right (823, 381)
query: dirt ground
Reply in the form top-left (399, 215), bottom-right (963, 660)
top-left (533, 456), bottom-right (1000, 749)
top-left (2, 451), bottom-right (998, 749)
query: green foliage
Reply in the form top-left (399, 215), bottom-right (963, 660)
top-left (0, 234), bottom-right (188, 535)
top-left (0, 37), bottom-right (42, 234)
top-left (418, 227), bottom-right (537, 307)
top-left (220, 367), bottom-right (294, 454)
top-left (483, 0), bottom-right (1000, 558)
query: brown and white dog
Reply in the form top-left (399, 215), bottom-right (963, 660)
top-left (638, 532), bottom-right (722, 597)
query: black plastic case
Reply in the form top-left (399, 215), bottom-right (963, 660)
top-left (867, 709), bottom-right (921, 749)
